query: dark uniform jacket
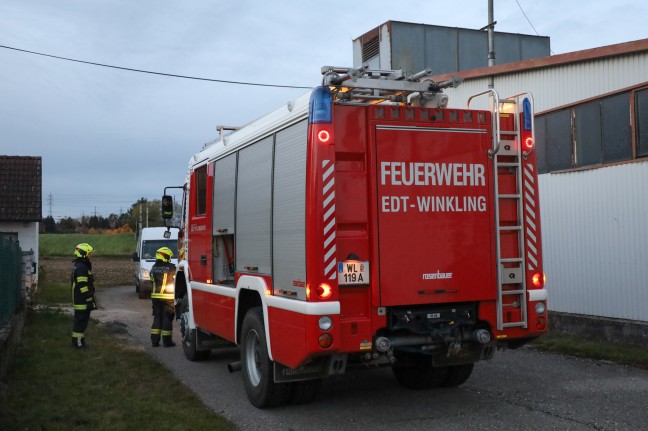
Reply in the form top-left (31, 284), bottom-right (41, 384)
top-left (72, 258), bottom-right (96, 311)
top-left (150, 261), bottom-right (176, 301)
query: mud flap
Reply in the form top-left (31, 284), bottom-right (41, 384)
top-left (274, 354), bottom-right (347, 383)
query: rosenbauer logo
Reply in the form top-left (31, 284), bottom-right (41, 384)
top-left (422, 270), bottom-right (453, 280)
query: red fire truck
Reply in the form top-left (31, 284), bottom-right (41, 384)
top-left (162, 66), bottom-right (548, 408)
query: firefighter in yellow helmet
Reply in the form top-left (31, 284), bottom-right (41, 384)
top-left (71, 243), bottom-right (97, 349)
top-left (150, 246), bottom-right (177, 347)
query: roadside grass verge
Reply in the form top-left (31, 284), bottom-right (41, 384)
top-left (0, 270), bottom-right (236, 430)
top-left (530, 332), bottom-right (648, 370)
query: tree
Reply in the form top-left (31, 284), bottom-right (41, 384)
top-left (42, 215), bottom-right (56, 233)
top-left (125, 198), bottom-right (166, 231)
top-left (57, 217), bottom-right (80, 233)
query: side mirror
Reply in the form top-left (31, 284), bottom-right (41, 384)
top-left (161, 195), bottom-right (173, 220)
top-left (131, 252), bottom-right (139, 262)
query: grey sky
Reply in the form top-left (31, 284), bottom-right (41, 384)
top-left (1, 1), bottom-right (646, 220)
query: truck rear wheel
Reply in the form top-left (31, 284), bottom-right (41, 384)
top-left (443, 363), bottom-right (474, 387)
top-left (392, 352), bottom-right (448, 390)
top-left (180, 294), bottom-right (210, 361)
top-left (241, 307), bottom-right (291, 408)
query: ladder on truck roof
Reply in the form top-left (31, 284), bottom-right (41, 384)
top-left (468, 90), bottom-right (534, 331)
top-left (321, 66), bottom-right (462, 105)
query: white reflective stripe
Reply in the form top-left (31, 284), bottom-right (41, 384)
top-left (528, 288), bottom-right (548, 302)
top-left (322, 159), bottom-right (337, 280)
top-left (324, 244), bottom-right (336, 261)
top-left (191, 281), bottom-right (237, 297)
top-left (266, 295), bottom-right (340, 315)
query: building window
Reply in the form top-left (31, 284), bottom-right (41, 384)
top-left (536, 90), bottom-right (634, 173)
top-left (535, 115), bottom-right (547, 174)
top-left (601, 93), bottom-right (631, 162)
top-left (575, 101), bottom-right (601, 167)
top-left (635, 88), bottom-right (648, 157)
top-left (545, 109), bottom-right (572, 172)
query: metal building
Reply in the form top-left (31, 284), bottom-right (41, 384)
top-left (353, 21), bottom-right (550, 75)
top-left (430, 39), bottom-right (648, 332)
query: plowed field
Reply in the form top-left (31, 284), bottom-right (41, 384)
top-left (40, 256), bottom-right (134, 287)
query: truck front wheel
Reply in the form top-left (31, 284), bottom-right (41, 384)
top-left (180, 294), bottom-right (210, 361)
top-left (240, 307), bottom-right (291, 408)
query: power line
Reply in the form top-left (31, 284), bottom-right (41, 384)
top-left (514, 0), bottom-right (556, 55)
top-left (0, 43), bottom-right (312, 89)
top-left (514, 0), bottom-right (540, 36)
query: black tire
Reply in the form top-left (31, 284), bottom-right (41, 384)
top-left (240, 307), bottom-right (291, 408)
top-left (180, 295), bottom-right (210, 361)
top-left (443, 363), bottom-right (474, 387)
top-left (392, 352), bottom-right (448, 390)
top-left (289, 379), bottom-right (321, 405)
top-left (138, 286), bottom-right (148, 299)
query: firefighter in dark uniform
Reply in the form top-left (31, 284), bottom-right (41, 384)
top-left (150, 246), bottom-right (176, 347)
top-left (71, 243), bottom-right (97, 349)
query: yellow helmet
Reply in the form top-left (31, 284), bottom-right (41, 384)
top-left (156, 247), bottom-right (173, 262)
top-left (74, 243), bottom-right (94, 258)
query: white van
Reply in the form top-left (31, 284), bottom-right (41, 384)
top-left (132, 227), bottom-right (178, 299)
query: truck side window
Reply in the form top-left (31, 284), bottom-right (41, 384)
top-left (195, 165), bottom-right (207, 216)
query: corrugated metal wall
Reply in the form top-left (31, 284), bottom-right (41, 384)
top-left (441, 52), bottom-right (648, 322)
top-left (444, 52), bottom-right (648, 112)
top-left (353, 22), bottom-right (550, 75)
top-left (539, 162), bottom-right (648, 321)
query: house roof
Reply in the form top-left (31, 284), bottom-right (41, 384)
top-left (432, 38), bottom-right (648, 82)
top-left (0, 156), bottom-right (42, 222)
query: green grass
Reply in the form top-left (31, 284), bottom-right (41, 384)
top-left (0, 265), bottom-right (236, 431)
top-left (530, 332), bottom-right (648, 370)
top-left (35, 281), bottom-right (70, 304)
top-left (40, 233), bottom-right (136, 257)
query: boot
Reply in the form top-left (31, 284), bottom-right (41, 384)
top-left (151, 334), bottom-right (160, 347)
top-left (162, 335), bottom-right (176, 347)
top-left (72, 337), bottom-right (86, 349)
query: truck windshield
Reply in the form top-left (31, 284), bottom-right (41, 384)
top-left (141, 240), bottom-right (178, 260)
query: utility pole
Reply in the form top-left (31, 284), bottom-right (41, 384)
top-left (487, 0), bottom-right (496, 88)
top-left (47, 193), bottom-right (53, 217)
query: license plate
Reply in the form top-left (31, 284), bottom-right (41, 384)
top-left (338, 261), bottom-right (369, 285)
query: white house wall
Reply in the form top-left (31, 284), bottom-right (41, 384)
top-left (0, 222), bottom-right (39, 284)
top-left (539, 162), bottom-right (648, 321)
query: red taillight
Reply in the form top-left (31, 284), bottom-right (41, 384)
top-left (532, 272), bottom-right (545, 288)
top-left (318, 333), bottom-right (333, 349)
top-left (536, 317), bottom-right (547, 331)
top-left (312, 124), bottom-right (334, 145)
top-left (317, 129), bottom-right (330, 143)
top-left (524, 136), bottom-right (534, 150)
top-left (316, 283), bottom-right (332, 299)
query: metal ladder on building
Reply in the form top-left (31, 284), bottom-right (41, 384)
top-left (468, 90), bottom-right (531, 330)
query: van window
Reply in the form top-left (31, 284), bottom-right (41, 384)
top-left (141, 240), bottom-right (178, 260)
